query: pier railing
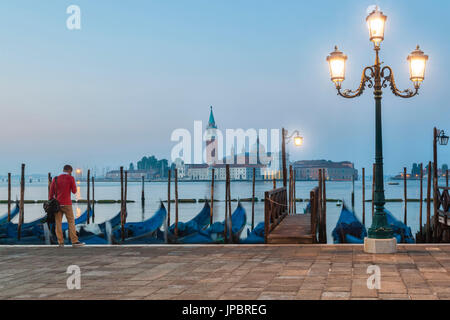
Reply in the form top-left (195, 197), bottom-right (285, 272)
top-left (437, 186), bottom-right (450, 229)
top-left (264, 187), bottom-right (287, 243)
top-left (310, 186), bottom-right (327, 244)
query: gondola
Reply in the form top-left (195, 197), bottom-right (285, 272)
top-left (159, 201), bottom-right (211, 243)
top-left (62, 209), bottom-right (92, 232)
top-left (46, 210), bottom-right (123, 245)
top-left (385, 209), bottom-right (415, 243)
top-left (179, 202), bottom-right (247, 244)
top-left (0, 204), bottom-right (20, 225)
top-left (111, 203), bottom-right (166, 244)
top-left (240, 222), bottom-right (264, 244)
top-left (0, 234), bottom-right (46, 245)
top-left (0, 208), bottom-right (123, 245)
top-left (304, 202), bottom-right (311, 214)
top-left (332, 203), bottom-right (367, 244)
top-left (0, 214), bottom-right (47, 238)
top-left (21, 209), bottom-right (92, 240)
top-left (75, 210), bottom-right (123, 244)
top-left (0, 222), bottom-right (53, 245)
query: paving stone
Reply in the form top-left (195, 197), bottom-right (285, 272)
top-left (295, 289), bottom-right (322, 300)
top-left (378, 293), bottom-right (411, 300)
top-left (321, 291), bottom-right (350, 300)
top-left (410, 294), bottom-right (438, 300)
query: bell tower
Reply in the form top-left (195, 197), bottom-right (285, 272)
top-left (205, 106), bottom-right (218, 164)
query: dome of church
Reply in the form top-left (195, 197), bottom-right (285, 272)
top-left (250, 138), bottom-right (265, 155)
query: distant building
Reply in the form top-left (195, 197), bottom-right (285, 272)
top-left (105, 169), bottom-right (156, 180)
top-left (173, 158), bottom-right (185, 178)
top-left (185, 163), bottom-right (263, 181)
top-left (293, 160), bottom-right (358, 181)
top-left (212, 163), bottom-right (263, 181)
top-left (185, 164), bottom-right (210, 180)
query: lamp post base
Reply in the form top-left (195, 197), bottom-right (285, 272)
top-left (364, 237), bottom-right (397, 254)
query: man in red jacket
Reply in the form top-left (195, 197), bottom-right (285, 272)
top-left (49, 165), bottom-right (84, 247)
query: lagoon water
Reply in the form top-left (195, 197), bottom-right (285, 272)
top-left (0, 179), bottom-right (442, 243)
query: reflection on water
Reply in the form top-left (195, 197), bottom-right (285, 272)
top-left (76, 181), bottom-right (81, 200)
top-left (0, 179), bottom-right (446, 243)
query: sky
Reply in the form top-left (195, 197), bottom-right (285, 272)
top-left (0, 0), bottom-right (448, 175)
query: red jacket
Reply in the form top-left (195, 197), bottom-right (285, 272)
top-left (49, 173), bottom-right (77, 206)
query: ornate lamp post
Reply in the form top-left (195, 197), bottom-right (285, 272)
top-left (282, 128), bottom-right (303, 188)
top-left (327, 7), bottom-right (428, 252)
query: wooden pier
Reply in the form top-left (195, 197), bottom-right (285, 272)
top-left (266, 214), bottom-right (314, 244)
top-left (265, 174), bottom-right (326, 244)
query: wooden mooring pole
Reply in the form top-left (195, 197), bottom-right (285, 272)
top-left (288, 165), bottom-right (292, 214)
top-left (419, 163), bottom-right (423, 235)
top-left (282, 127), bottom-right (287, 188)
top-left (211, 168), bottom-right (215, 226)
top-left (293, 168), bottom-right (297, 214)
top-left (351, 172), bottom-right (355, 210)
top-left (292, 166), bottom-right (295, 214)
top-left (318, 169), bottom-right (323, 243)
top-left (224, 165), bottom-right (229, 243)
top-left (120, 166), bottom-right (125, 242)
top-left (433, 128), bottom-right (439, 242)
top-left (362, 168), bottom-right (365, 226)
top-left (92, 176), bottom-right (95, 223)
top-left (227, 166), bottom-right (232, 243)
top-left (141, 175), bottom-right (145, 204)
top-left (124, 170), bottom-right (128, 222)
top-left (7, 173), bottom-right (11, 222)
top-left (447, 169), bottom-right (449, 187)
top-left (426, 161), bottom-right (432, 243)
top-left (87, 169), bottom-right (91, 224)
top-left (251, 167), bottom-right (255, 230)
top-left (403, 167), bottom-right (407, 225)
top-left (174, 169), bottom-right (179, 238)
top-left (17, 164), bottom-right (25, 240)
top-left (47, 173), bottom-right (51, 198)
top-left (322, 170), bottom-right (327, 243)
top-left (167, 169), bottom-right (171, 227)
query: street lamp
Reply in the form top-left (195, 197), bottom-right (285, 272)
top-left (281, 128), bottom-right (303, 188)
top-left (437, 129), bottom-right (449, 146)
top-left (327, 7), bottom-right (428, 252)
top-left (294, 135), bottom-right (304, 147)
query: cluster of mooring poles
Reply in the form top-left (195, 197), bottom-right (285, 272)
top-left (165, 164), bottom-right (239, 243)
top-left (360, 157), bottom-right (449, 243)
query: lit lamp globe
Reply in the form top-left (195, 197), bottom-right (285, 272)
top-left (366, 7), bottom-right (387, 47)
top-left (326, 46), bottom-right (347, 89)
top-left (294, 135), bottom-right (303, 147)
top-left (407, 46), bottom-right (429, 89)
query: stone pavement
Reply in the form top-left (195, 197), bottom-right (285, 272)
top-left (1, 244), bottom-right (450, 300)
